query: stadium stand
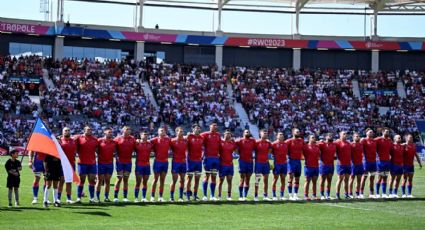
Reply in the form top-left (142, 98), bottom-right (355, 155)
top-left (0, 55), bottom-right (424, 148)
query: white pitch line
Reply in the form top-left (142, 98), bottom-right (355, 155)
top-left (320, 203), bottom-right (373, 211)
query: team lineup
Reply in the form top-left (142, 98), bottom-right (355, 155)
top-left (23, 123), bottom-right (423, 208)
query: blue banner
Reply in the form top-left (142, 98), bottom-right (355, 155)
top-left (9, 76), bottom-right (41, 83)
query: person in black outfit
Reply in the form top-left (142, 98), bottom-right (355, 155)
top-left (5, 149), bottom-right (22, 208)
top-left (43, 154), bottom-right (63, 207)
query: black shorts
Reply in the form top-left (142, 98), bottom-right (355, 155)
top-left (45, 171), bottom-right (62, 181)
top-left (7, 176), bottom-right (20, 188)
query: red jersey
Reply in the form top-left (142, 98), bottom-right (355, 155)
top-left (361, 138), bottom-right (377, 163)
top-left (351, 142), bottom-right (363, 165)
top-left (318, 141), bottom-right (336, 166)
top-left (334, 140), bottom-right (351, 166)
top-left (187, 134), bottom-right (204, 162)
top-left (35, 152), bottom-right (46, 161)
top-left (151, 136), bottom-right (171, 162)
top-left (285, 138), bottom-right (304, 160)
top-left (303, 144), bottom-right (320, 168)
top-left (271, 141), bottom-right (288, 164)
top-left (255, 139), bottom-right (271, 163)
top-left (220, 140), bottom-right (237, 166)
top-left (97, 138), bottom-right (117, 164)
top-left (236, 138), bottom-right (256, 162)
top-left (404, 143), bottom-right (416, 166)
top-left (391, 143), bottom-right (404, 166)
top-left (200, 131), bottom-right (221, 158)
top-left (375, 137), bottom-right (392, 162)
top-left (114, 135), bottom-right (136, 164)
top-left (171, 137), bottom-right (188, 163)
top-left (136, 141), bottom-right (153, 166)
top-left (60, 137), bottom-right (77, 166)
top-left (75, 135), bottom-right (98, 165)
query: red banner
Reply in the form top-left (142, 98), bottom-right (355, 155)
top-left (225, 38), bottom-right (307, 48)
top-left (350, 41), bottom-right (401, 50)
top-left (226, 37), bottom-right (289, 47)
top-left (121, 32), bottom-right (177, 42)
top-left (0, 22), bottom-right (50, 34)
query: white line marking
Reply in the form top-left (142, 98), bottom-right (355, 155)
top-left (320, 203), bottom-right (373, 211)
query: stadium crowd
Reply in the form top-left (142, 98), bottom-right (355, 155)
top-left (147, 63), bottom-right (239, 132)
top-left (231, 67), bottom-right (424, 140)
top-left (1, 56), bottom-right (424, 149)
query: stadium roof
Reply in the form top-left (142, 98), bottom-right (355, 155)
top-left (70, 0), bottom-right (425, 12)
top-left (64, 0), bottom-right (425, 35)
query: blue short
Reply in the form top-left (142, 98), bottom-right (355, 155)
top-left (219, 165), bottom-right (234, 177)
top-left (363, 161), bottom-right (377, 173)
top-left (351, 164), bottom-right (364, 176)
top-left (203, 157), bottom-right (220, 172)
top-left (153, 161), bottom-right (168, 173)
top-left (319, 164), bottom-right (334, 175)
top-left (135, 165), bottom-right (151, 176)
top-left (304, 166), bottom-right (319, 178)
top-left (238, 160), bottom-right (254, 174)
top-left (337, 165), bottom-right (351, 175)
top-left (255, 162), bottom-right (270, 175)
top-left (116, 162), bottom-right (132, 173)
top-left (187, 160), bottom-right (202, 173)
top-left (288, 159), bottom-right (302, 176)
top-left (32, 159), bottom-right (45, 173)
top-left (172, 162), bottom-right (187, 174)
top-left (97, 163), bottom-right (114, 175)
top-left (391, 164), bottom-right (403, 175)
top-left (377, 161), bottom-right (391, 173)
top-left (79, 164), bottom-right (97, 175)
top-left (273, 163), bottom-right (288, 175)
top-left (403, 165), bottom-right (414, 174)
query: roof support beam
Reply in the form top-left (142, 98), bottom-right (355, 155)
top-left (370, 0), bottom-right (388, 38)
top-left (57, 0), bottom-right (64, 22)
top-left (222, 0), bottom-right (231, 7)
top-left (373, 7), bottom-right (378, 37)
top-left (218, 0), bottom-right (223, 32)
top-left (138, 0), bottom-right (145, 31)
top-left (295, 0), bottom-right (309, 35)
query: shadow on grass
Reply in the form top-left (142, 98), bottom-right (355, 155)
top-left (62, 206), bottom-right (109, 210)
top-left (73, 211), bottom-right (112, 217)
top-left (0, 206), bottom-right (50, 211)
top-left (63, 197), bottom-right (425, 207)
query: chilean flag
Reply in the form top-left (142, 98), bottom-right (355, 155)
top-left (26, 118), bottom-right (79, 184)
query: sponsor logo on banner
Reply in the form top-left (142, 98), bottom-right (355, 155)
top-left (365, 42), bottom-right (384, 49)
top-left (121, 31), bottom-right (177, 42)
top-left (0, 22), bottom-right (35, 33)
top-left (0, 22), bottom-right (49, 34)
top-left (143, 33), bottom-right (161, 41)
top-left (247, 39), bottom-right (286, 47)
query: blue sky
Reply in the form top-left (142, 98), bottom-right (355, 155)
top-left (1, 0), bottom-right (424, 37)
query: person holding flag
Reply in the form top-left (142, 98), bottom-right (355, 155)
top-left (25, 118), bottom-right (79, 206)
top-left (58, 127), bottom-right (77, 204)
top-left (43, 154), bottom-right (62, 207)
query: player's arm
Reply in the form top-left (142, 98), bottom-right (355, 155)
top-left (415, 152), bottom-right (422, 169)
top-left (17, 160), bottom-right (22, 172)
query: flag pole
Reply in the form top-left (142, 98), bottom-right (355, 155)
top-left (21, 117), bottom-right (40, 163)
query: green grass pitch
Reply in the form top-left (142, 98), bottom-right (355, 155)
top-left (1, 156), bottom-right (425, 229)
